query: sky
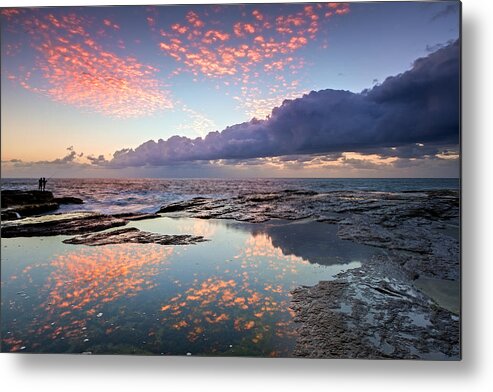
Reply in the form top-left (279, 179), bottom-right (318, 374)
top-left (0, 1), bottom-right (460, 178)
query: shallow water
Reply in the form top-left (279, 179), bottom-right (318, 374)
top-left (1, 217), bottom-right (380, 356)
top-left (414, 276), bottom-right (460, 315)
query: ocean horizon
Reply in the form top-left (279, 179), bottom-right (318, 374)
top-left (1, 177), bottom-right (460, 215)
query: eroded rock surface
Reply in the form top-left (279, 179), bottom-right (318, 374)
top-left (1, 210), bottom-right (164, 238)
top-left (63, 227), bottom-right (207, 246)
top-left (1, 190), bottom-right (83, 220)
top-left (290, 257), bottom-right (460, 359)
top-left (1, 190), bottom-right (55, 207)
top-left (53, 196), bottom-right (84, 205)
top-left (1, 212), bottom-right (127, 238)
top-left (1, 202), bottom-right (59, 220)
top-left (111, 212), bottom-right (161, 221)
top-left (158, 189), bottom-right (457, 222)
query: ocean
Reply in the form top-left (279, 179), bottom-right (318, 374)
top-left (1, 177), bottom-right (460, 215)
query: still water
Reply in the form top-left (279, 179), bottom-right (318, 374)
top-left (1, 217), bottom-right (378, 356)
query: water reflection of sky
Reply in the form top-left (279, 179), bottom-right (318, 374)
top-left (1, 217), bottom-right (377, 356)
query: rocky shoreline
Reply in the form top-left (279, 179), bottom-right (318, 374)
top-left (0, 190), bottom-right (164, 238)
top-left (1, 187), bottom-right (460, 359)
top-left (157, 188), bottom-right (461, 359)
top-left (1, 190), bottom-right (83, 220)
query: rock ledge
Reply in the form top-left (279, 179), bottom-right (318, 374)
top-left (62, 227), bottom-right (208, 246)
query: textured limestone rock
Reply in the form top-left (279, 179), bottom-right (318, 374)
top-left (63, 227), bottom-right (207, 246)
top-left (1, 190), bottom-right (83, 220)
top-left (1, 212), bottom-right (127, 238)
top-left (290, 257), bottom-right (460, 359)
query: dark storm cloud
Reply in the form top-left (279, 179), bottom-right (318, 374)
top-left (361, 143), bottom-right (458, 160)
top-left (106, 40), bottom-right (459, 168)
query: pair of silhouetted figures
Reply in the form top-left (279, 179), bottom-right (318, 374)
top-left (38, 177), bottom-right (47, 192)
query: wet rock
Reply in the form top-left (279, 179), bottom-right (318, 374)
top-left (1, 202), bottom-right (60, 220)
top-left (281, 189), bottom-right (318, 196)
top-left (1, 190), bottom-right (55, 208)
top-left (243, 193), bottom-right (282, 203)
top-left (291, 281), bottom-right (384, 359)
top-left (337, 211), bottom-right (459, 280)
top-left (2, 210), bottom-right (165, 238)
top-left (158, 191), bottom-right (322, 222)
top-left (1, 190), bottom-right (84, 220)
top-left (158, 197), bottom-right (211, 213)
top-left (63, 227), bottom-right (208, 246)
top-left (160, 188), bottom-right (456, 220)
top-left (112, 212), bottom-right (161, 221)
top-left (290, 256), bottom-right (460, 359)
top-left (1, 210), bottom-right (22, 220)
top-left (1, 212), bottom-right (127, 238)
top-left (53, 196), bottom-right (84, 204)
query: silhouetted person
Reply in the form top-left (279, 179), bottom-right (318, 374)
top-left (38, 177), bottom-right (43, 191)
top-left (42, 177), bottom-right (47, 192)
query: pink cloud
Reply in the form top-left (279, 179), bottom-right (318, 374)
top-left (3, 10), bottom-right (172, 118)
top-left (153, 3), bottom-right (350, 116)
